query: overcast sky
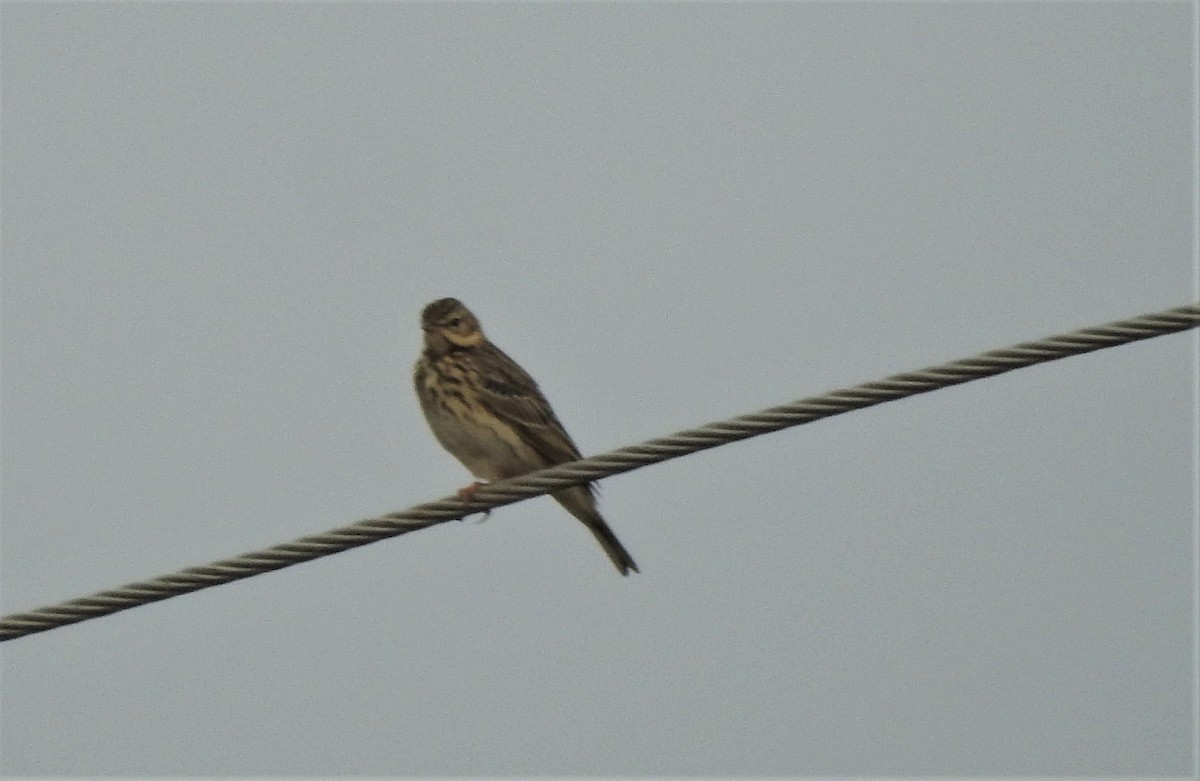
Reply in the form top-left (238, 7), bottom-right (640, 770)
top-left (1, 3), bottom-right (1195, 777)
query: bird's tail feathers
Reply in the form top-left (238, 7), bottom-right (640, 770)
top-left (585, 516), bottom-right (639, 576)
top-left (553, 487), bottom-right (639, 576)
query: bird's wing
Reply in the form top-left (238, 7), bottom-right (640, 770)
top-left (472, 343), bottom-right (585, 466)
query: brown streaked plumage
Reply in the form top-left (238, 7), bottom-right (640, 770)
top-left (413, 297), bottom-right (638, 575)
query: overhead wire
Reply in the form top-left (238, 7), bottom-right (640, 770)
top-left (2, 302), bottom-right (1197, 642)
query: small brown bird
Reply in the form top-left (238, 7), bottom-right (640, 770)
top-left (413, 298), bottom-right (638, 575)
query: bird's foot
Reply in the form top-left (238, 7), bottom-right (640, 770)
top-left (457, 481), bottom-right (492, 522)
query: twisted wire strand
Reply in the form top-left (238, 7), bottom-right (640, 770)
top-left (3, 303), bottom-right (1197, 642)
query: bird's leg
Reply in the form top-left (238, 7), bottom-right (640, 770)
top-left (457, 481), bottom-right (491, 522)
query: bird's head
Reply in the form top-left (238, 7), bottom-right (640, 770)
top-left (420, 298), bottom-right (485, 354)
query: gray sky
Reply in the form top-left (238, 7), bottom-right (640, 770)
top-left (1, 3), bottom-right (1194, 777)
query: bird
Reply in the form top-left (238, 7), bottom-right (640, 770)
top-left (413, 297), bottom-right (638, 575)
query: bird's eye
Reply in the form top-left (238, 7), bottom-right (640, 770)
top-left (447, 317), bottom-right (461, 327)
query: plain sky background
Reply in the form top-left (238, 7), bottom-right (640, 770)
top-left (1, 3), bottom-right (1195, 777)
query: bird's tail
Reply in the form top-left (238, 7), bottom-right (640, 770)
top-left (584, 514), bottom-right (639, 576)
top-left (554, 487), bottom-right (639, 576)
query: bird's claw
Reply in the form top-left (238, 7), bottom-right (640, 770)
top-left (457, 482), bottom-right (491, 522)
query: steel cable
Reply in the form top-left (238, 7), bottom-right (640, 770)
top-left (3, 303), bottom-right (1196, 642)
